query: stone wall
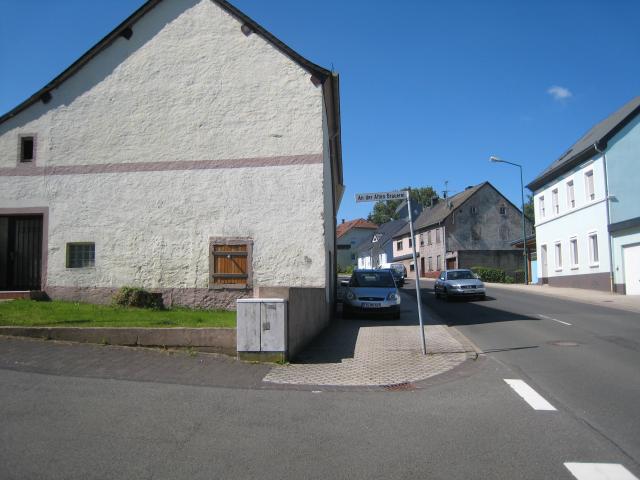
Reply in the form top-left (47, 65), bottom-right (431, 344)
top-left (458, 250), bottom-right (523, 276)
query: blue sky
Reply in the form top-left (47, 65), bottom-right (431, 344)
top-left (1, 0), bottom-right (639, 221)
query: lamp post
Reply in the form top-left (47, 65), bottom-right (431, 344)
top-left (490, 155), bottom-right (528, 285)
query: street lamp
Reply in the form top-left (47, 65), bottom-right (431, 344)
top-left (490, 155), bottom-right (529, 285)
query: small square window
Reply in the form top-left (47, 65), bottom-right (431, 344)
top-left (499, 206), bottom-right (506, 215)
top-left (397, 240), bottom-right (403, 251)
top-left (66, 243), bottom-right (95, 268)
top-left (20, 135), bottom-right (35, 163)
top-left (470, 207), bottom-right (478, 214)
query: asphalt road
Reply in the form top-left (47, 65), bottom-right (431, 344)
top-left (410, 279), bottom-right (640, 473)
top-left (1, 284), bottom-right (639, 479)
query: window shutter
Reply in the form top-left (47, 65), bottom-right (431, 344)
top-left (210, 242), bottom-right (250, 286)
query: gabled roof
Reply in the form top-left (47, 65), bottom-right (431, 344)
top-left (0, 0), bottom-right (332, 124)
top-left (336, 218), bottom-right (378, 239)
top-left (354, 219), bottom-right (407, 254)
top-left (527, 96), bottom-right (640, 191)
top-left (393, 183), bottom-right (487, 238)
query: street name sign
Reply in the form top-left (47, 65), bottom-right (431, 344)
top-left (355, 190), bottom-right (407, 203)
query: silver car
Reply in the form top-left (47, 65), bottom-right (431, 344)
top-left (434, 269), bottom-right (486, 301)
top-left (341, 269), bottom-right (401, 319)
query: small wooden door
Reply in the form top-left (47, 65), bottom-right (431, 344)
top-left (446, 258), bottom-right (456, 270)
top-left (0, 215), bottom-right (43, 291)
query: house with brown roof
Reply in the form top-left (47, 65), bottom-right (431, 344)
top-left (336, 218), bottom-right (378, 270)
top-left (392, 182), bottom-right (532, 278)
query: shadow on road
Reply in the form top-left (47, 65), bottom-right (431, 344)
top-left (400, 279), bottom-right (541, 327)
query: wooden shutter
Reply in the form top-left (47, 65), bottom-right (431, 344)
top-left (211, 243), bottom-right (248, 285)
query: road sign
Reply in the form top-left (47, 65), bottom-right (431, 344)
top-left (355, 190), bottom-right (407, 203)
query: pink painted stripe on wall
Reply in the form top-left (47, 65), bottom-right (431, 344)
top-left (0, 154), bottom-right (323, 177)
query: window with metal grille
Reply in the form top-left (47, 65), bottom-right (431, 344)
top-left (209, 239), bottom-right (252, 288)
top-left (66, 243), bottom-right (95, 268)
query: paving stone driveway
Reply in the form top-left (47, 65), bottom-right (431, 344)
top-left (264, 291), bottom-right (474, 387)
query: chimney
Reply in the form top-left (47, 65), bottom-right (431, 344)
top-left (341, 219), bottom-right (345, 224)
top-left (465, 185), bottom-right (473, 190)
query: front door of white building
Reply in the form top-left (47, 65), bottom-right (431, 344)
top-left (623, 244), bottom-right (640, 295)
top-left (540, 245), bottom-right (548, 280)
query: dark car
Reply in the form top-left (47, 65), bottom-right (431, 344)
top-left (434, 269), bottom-right (486, 300)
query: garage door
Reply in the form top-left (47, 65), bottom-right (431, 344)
top-left (623, 244), bottom-right (640, 295)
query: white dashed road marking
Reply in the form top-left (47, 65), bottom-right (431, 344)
top-left (504, 379), bottom-right (557, 411)
top-left (565, 463), bottom-right (639, 480)
top-left (538, 314), bottom-right (572, 326)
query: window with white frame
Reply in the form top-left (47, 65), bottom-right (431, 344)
top-left (555, 242), bottom-right (562, 270)
top-left (570, 237), bottom-right (578, 268)
top-left (552, 189), bottom-right (559, 215)
top-left (588, 232), bottom-right (599, 265)
top-left (428, 256), bottom-right (433, 271)
top-left (566, 180), bottom-right (575, 208)
top-left (436, 228), bottom-right (441, 244)
top-left (397, 240), bottom-right (403, 251)
top-left (420, 233), bottom-right (424, 246)
top-left (585, 170), bottom-right (595, 201)
top-left (427, 230), bottom-right (432, 245)
top-left (436, 255), bottom-right (441, 270)
top-left (539, 196), bottom-right (545, 218)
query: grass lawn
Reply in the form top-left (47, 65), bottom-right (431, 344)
top-left (0, 299), bottom-right (236, 328)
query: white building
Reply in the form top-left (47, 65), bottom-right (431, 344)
top-left (530, 156), bottom-right (610, 290)
top-left (0, 0), bottom-right (343, 352)
top-left (528, 96), bottom-right (640, 292)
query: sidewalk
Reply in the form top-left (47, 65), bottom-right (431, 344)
top-left (1, 289), bottom-right (478, 391)
top-left (263, 290), bottom-right (476, 388)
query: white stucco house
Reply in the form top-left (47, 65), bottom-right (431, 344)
top-left (0, 0), bottom-right (343, 351)
top-left (527, 96), bottom-right (640, 293)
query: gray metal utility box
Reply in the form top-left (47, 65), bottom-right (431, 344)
top-left (236, 298), bottom-right (288, 362)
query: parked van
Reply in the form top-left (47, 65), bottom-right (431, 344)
top-left (377, 262), bottom-right (407, 286)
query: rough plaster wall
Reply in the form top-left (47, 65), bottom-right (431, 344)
top-left (0, 0), bottom-right (323, 166)
top-left (447, 186), bottom-right (530, 251)
top-left (0, 0), bottom-right (328, 292)
top-left (0, 164), bottom-right (325, 289)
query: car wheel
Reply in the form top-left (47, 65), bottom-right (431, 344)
top-left (444, 288), bottom-right (451, 302)
top-left (434, 288), bottom-right (440, 299)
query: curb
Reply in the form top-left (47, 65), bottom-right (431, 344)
top-left (0, 326), bottom-right (236, 355)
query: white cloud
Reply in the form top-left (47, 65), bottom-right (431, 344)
top-left (547, 85), bottom-right (572, 101)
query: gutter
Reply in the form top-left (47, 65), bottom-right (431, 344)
top-left (594, 142), bottom-right (615, 293)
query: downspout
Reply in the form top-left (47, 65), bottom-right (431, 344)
top-left (594, 142), bottom-right (615, 293)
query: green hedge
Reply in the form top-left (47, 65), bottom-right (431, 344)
top-left (471, 266), bottom-right (506, 283)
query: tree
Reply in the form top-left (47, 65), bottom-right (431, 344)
top-left (523, 193), bottom-right (534, 224)
top-left (367, 186), bottom-right (438, 225)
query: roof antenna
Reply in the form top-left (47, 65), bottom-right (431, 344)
top-left (331, 62), bottom-right (335, 73)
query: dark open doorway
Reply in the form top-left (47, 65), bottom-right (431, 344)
top-left (0, 215), bottom-right (43, 291)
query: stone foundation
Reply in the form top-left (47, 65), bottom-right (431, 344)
top-left (44, 286), bottom-right (252, 310)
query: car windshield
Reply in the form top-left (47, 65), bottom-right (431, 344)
top-left (351, 271), bottom-right (396, 288)
top-left (390, 264), bottom-right (404, 273)
top-left (448, 271), bottom-right (476, 280)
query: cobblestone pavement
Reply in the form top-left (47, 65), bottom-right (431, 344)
top-left (263, 291), bottom-right (474, 387)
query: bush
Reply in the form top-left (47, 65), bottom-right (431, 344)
top-left (471, 266), bottom-right (506, 283)
top-left (113, 287), bottom-right (164, 309)
top-left (338, 264), bottom-right (355, 275)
